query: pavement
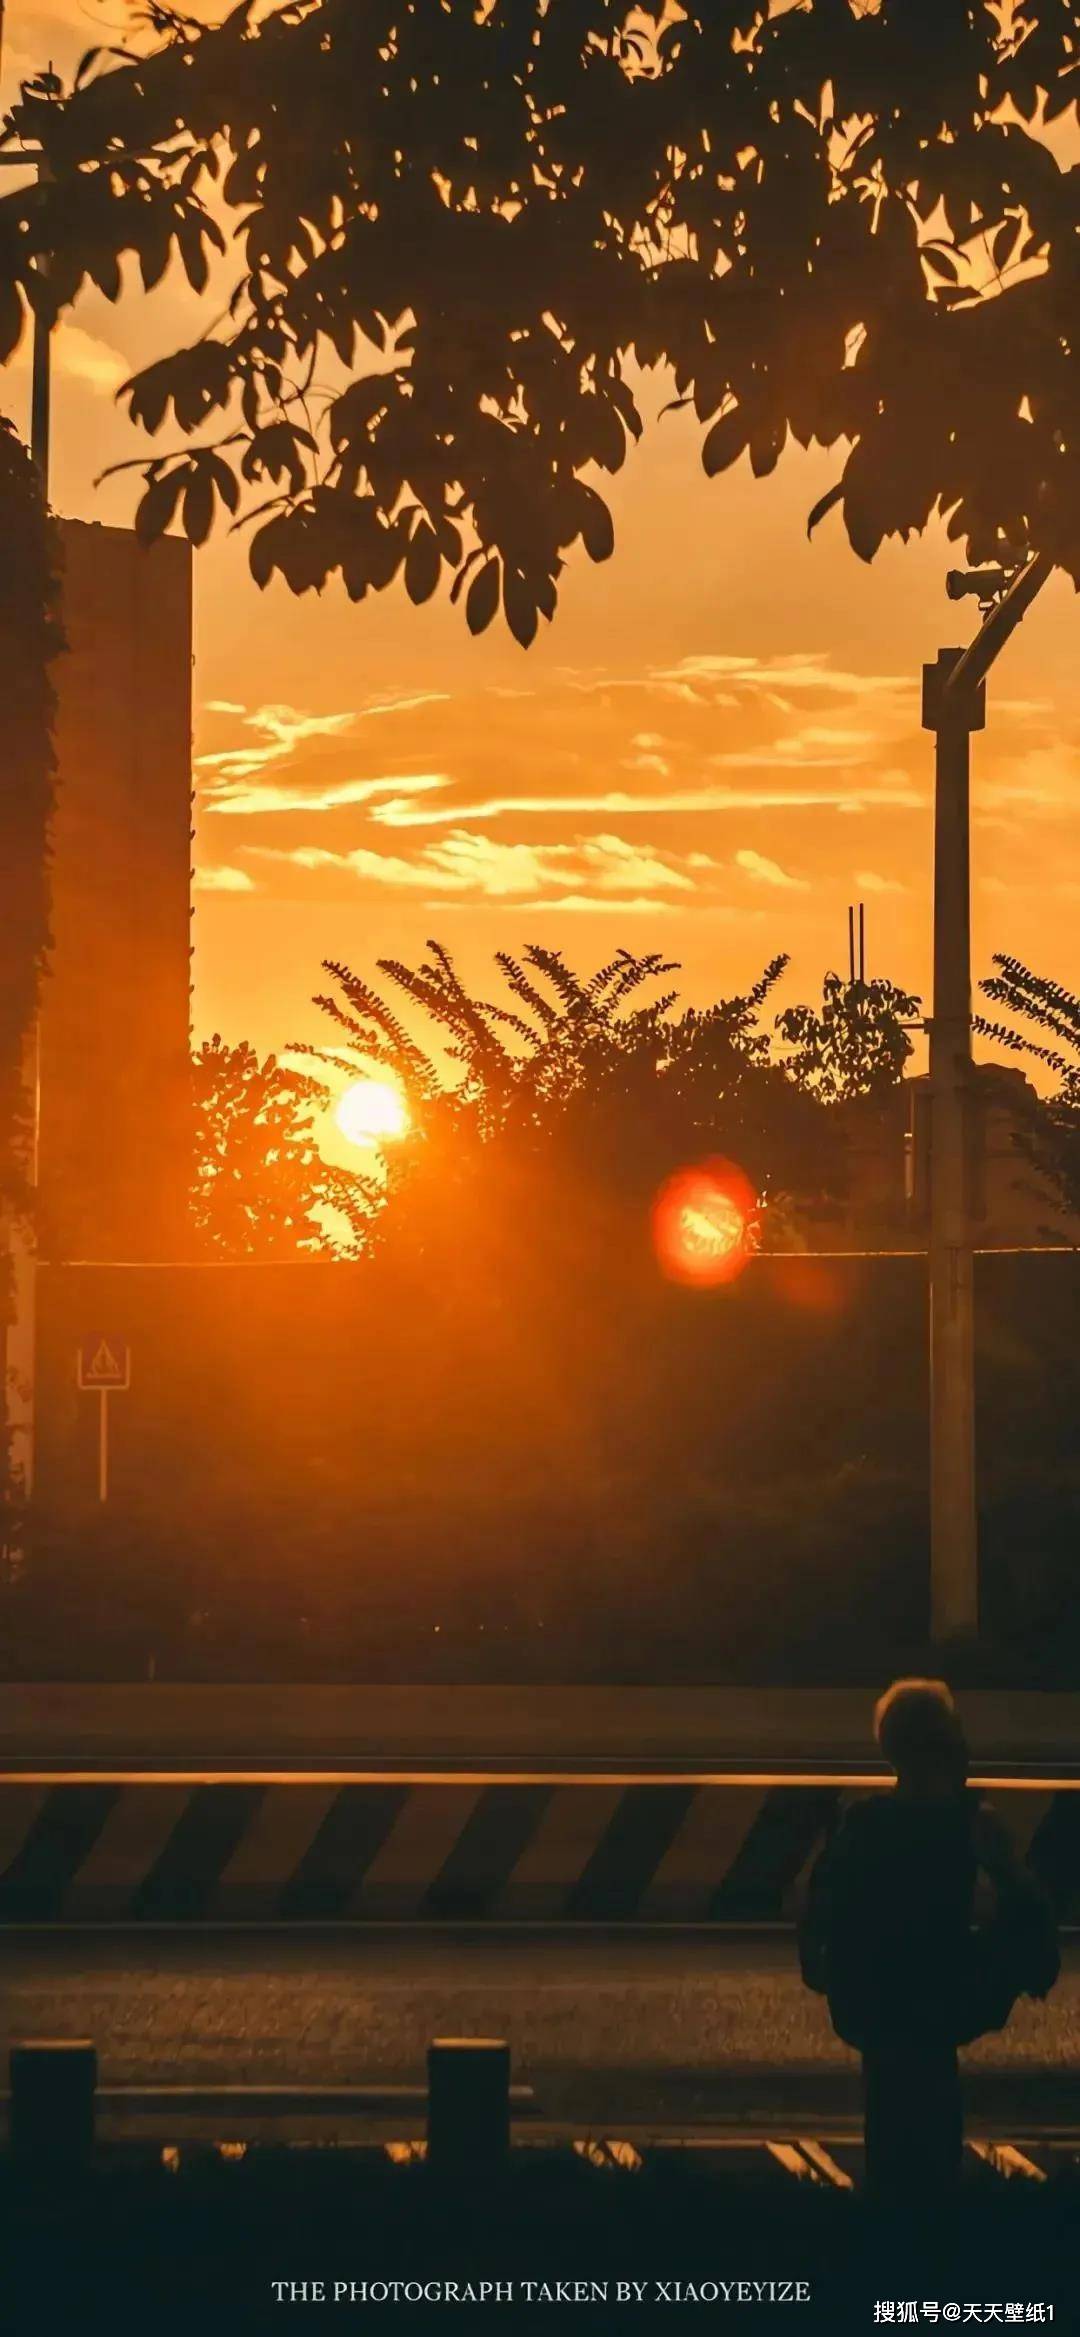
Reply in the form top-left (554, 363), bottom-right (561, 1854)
top-left (3, 1927), bottom-right (1079, 2137)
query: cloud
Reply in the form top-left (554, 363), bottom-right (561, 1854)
top-left (56, 324), bottom-right (129, 393)
top-left (623, 750), bottom-right (672, 778)
top-left (651, 653), bottom-right (913, 702)
top-left (565, 653), bottom-right (912, 711)
top-left (580, 835), bottom-right (697, 892)
top-left (981, 746), bottom-right (1080, 818)
top-left (250, 704), bottom-right (356, 747)
top-left (198, 692), bottom-right (449, 787)
top-left (517, 896), bottom-right (678, 915)
top-left (194, 865), bottom-right (256, 893)
top-left (195, 703), bottom-right (358, 782)
top-left (204, 773), bottom-right (450, 817)
top-left (195, 694), bottom-right (459, 812)
top-left (791, 726), bottom-right (877, 750)
top-left (372, 777), bottom-right (923, 827)
top-left (357, 691), bottom-right (451, 719)
top-left (569, 671), bottom-right (738, 709)
top-left (263, 844), bottom-right (437, 886)
top-left (710, 725), bottom-right (875, 772)
top-left (10, 318), bottom-right (128, 394)
top-left (251, 829), bottom-right (709, 902)
top-left (856, 869), bottom-right (906, 895)
top-left (735, 849), bottom-right (809, 891)
top-left (832, 767), bottom-right (921, 818)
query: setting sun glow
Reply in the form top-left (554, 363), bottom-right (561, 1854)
top-left (335, 1078), bottom-right (410, 1147)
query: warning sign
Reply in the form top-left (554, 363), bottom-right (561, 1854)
top-left (77, 1337), bottom-right (131, 1392)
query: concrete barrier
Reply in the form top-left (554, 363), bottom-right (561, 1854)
top-left (1, 1777), bottom-right (1077, 1924)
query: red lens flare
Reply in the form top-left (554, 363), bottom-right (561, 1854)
top-left (652, 1158), bottom-right (759, 1288)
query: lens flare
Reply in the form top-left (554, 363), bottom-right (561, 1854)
top-left (652, 1158), bottom-right (759, 1288)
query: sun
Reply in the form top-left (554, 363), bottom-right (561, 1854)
top-left (335, 1078), bottom-right (410, 1147)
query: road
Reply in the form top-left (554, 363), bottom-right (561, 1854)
top-left (3, 1928), bottom-right (1079, 2134)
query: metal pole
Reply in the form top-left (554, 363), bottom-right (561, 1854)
top-left (98, 1389), bottom-right (109, 1504)
top-left (918, 556), bottom-right (1052, 1645)
top-left (923, 651), bottom-right (984, 1642)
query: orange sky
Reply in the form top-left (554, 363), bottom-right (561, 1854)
top-left (4, 1), bottom-right (1079, 1083)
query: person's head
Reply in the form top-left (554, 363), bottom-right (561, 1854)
top-left (873, 1677), bottom-right (968, 1795)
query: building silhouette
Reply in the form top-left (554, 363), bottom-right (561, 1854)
top-left (794, 1067), bottom-right (1079, 1251)
top-left (37, 520), bottom-right (193, 1263)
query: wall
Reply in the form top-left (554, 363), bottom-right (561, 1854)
top-left (38, 520), bottom-right (193, 1263)
top-left (13, 1249), bottom-right (1077, 1679)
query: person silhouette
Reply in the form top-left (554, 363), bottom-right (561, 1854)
top-left (799, 1678), bottom-right (1059, 2198)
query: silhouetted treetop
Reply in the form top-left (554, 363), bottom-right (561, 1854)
top-left (191, 1033), bottom-right (375, 1256)
top-left (4, 2), bottom-right (1079, 633)
top-left (777, 969), bottom-right (922, 1102)
top-left (976, 955), bottom-right (1080, 1219)
top-left (301, 941), bottom-right (842, 1252)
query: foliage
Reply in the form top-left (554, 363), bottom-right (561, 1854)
top-left (976, 956), bottom-right (1080, 1220)
top-left (776, 970), bottom-right (922, 1103)
top-left (0, 418), bottom-right (59, 1238)
top-left (191, 1033), bottom-right (375, 1257)
top-left (298, 942), bottom-right (844, 1264)
top-left (3, 6), bottom-right (1080, 637)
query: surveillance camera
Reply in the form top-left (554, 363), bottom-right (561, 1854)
top-left (946, 568), bottom-right (1010, 601)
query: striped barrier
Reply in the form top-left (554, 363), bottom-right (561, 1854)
top-left (1, 1779), bottom-right (1078, 1925)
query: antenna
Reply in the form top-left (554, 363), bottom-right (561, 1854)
top-left (847, 905), bottom-right (855, 987)
top-left (858, 901), bottom-right (866, 984)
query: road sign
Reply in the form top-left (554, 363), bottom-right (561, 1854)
top-left (77, 1337), bottom-right (130, 1393)
top-left (76, 1339), bottom-right (130, 1501)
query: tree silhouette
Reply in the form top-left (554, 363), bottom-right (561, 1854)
top-left (191, 1034), bottom-right (375, 1258)
top-left (299, 942), bottom-right (843, 1255)
top-left (976, 956), bottom-right (1080, 1221)
top-left (777, 970), bottom-right (922, 1103)
top-left (2, 5), bottom-right (1078, 635)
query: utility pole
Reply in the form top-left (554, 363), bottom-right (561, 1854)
top-left (923, 553), bottom-right (1052, 1643)
top-left (922, 649), bottom-right (983, 1643)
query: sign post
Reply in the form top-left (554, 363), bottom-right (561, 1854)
top-left (76, 1339), bottom-right (131, 1504)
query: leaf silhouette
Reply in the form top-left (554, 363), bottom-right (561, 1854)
top-left (466, 558), bottom-right (500, 637)
top-left (1, 0), bottom-right (1077, 621)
